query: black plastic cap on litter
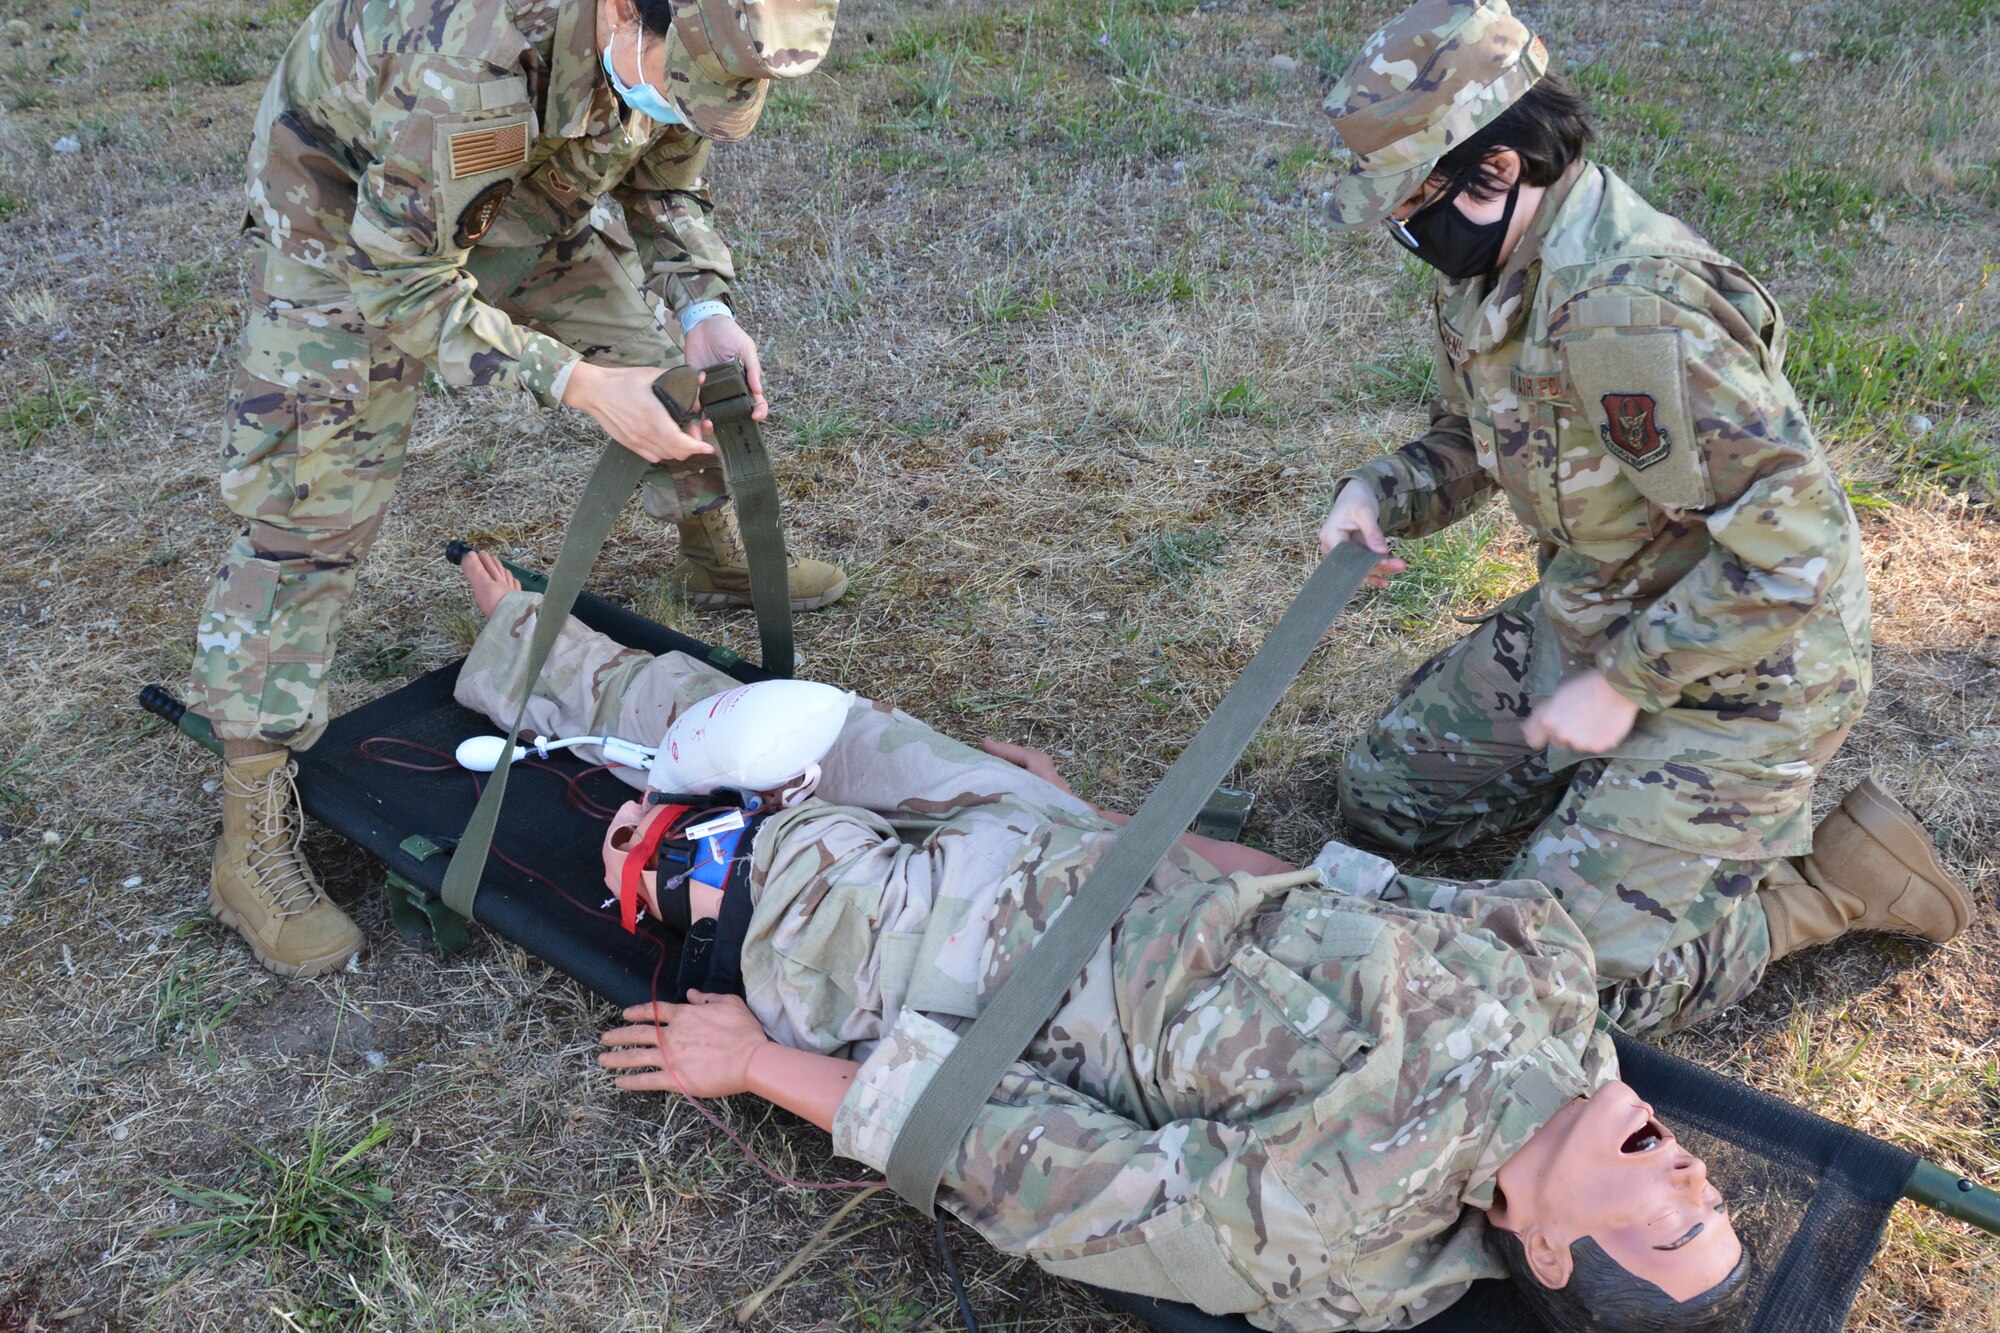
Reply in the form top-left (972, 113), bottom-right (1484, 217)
top-left (138, 683), bottom-right (187, 726)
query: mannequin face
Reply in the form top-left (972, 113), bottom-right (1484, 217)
top-left (596, 0), bottom-right (673, 92)
top-left (1490, 1080), bottom-right (1742, 1301)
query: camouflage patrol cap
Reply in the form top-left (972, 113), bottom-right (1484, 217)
top-left (1322, 0), bottom-right (1548, 230)
top-left (662, 0), bottom-right (840, 141)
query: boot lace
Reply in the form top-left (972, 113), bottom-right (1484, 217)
top-left (224, 759), bottom-right (326, 917)
top-left (710, 505), bottom-right (750, 567)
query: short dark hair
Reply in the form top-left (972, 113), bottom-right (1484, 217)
top-left (634, 0), bottom-right (676, 34)
top-left (1489, 1228), bottom-right (1754, 1333)
top-left (1430, 72), bottom-right (1594, 203)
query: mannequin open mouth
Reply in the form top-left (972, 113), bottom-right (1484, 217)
top-left (1622, 1117), bottom-right (1667, 1154)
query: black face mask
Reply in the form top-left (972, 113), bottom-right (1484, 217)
top-left (1391, 176), bottom-right (1520, 280)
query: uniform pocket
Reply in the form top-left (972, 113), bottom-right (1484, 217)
top-left (1574, 755), bottom-right (1817, 860)
top-left (240, 302), bottom-right (372, 402)
top-left (1486, 388), bottom-right (1571, 544)
top-left (1033, 1206), bottom-right (1268, 1315)
top-left (1156, 944), bottom-right (1371, 1120)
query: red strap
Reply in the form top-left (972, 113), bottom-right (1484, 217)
top-left (618, 803), bottom-right (689, 933)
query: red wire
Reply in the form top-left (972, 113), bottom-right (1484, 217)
top-left (361, 735), bottom-right (878, 1192)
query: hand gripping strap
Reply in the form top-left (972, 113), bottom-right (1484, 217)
top-left (695, 360), bottom-right (795, 679)
top-left (882, 542), bottom-right (1382, 1214)
top-left (440, 360), bottom-right (795, 919)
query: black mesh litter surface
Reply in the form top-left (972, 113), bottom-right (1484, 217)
top-left (294, 586), bottom-right (770, 1008)
top-left (282, 595), bottom-right (1916, 1333)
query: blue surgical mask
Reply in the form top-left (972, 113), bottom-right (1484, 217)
top-left (602, 23), bottom-right (686, 127)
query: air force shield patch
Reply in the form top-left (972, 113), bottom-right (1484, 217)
top-left (1598, 391), bottom-right (1672, 469)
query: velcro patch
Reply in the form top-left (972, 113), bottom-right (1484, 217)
top-left (448, 122), bottom-right (528, 179)
top-left (1561, 326), bottom-right (1711, 509)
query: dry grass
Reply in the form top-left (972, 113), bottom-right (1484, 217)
top-left (1, 0), bottom-right (1996, 1328)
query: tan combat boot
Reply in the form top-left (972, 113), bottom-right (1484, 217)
top-left (1759, 778), bottom-right (1974, 959)
top-left (210, 748), bottom-right (362, 977)
top-left (672, 502), bottom-right (849, 611)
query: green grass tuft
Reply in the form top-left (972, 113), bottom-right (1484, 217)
top-left (4, 362), bottom-right (94, 450)
top-left (1143, 524), bottom-right (1226, 584)
top-left (161, 1117), bottom-right (396, 1267)
top-left (1380, 511), bottom-right (1521, 629)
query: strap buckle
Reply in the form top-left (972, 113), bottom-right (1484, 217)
top-left (695, 356), bottom-right (755, 425)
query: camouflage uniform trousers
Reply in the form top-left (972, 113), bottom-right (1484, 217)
top-left (191, 234), bottom-right (728, 750)
top-left (1339, 586), bottom-right (1845, 1038)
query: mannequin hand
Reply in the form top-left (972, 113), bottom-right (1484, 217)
top-left (1523, 671), bottom-right (1642, 753)
top-left (598, 992), bottom-right (767, 1096)
top-left (682, 315), bottom-right (768, 421)
top-left (980, 737), bottom-right (1073, 793)
top-left (562, 362), bottom-right (716, 464)
top-left (1317, 483), bottom-right (1407, 587)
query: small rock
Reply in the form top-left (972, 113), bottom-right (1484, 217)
top-left (4, 18), bottom-right (30, 43)
top-left (1269, 53), bottom-right (1300, 74)
top-left (201, 779), bottom-right (218, 794)
top-left (363, 1050), bottom-right (388, 1070)
top-left (1172, 160), bottom-right (1189, 177)
top-left (51, 136), bottom-right (81, 154)
top-left (1911, 414), bottom-right (1934, 435)
top-left (1787, 50), bottom-right (1812, 64)
top-left (110, 1124), bottom-right (129, 1141)
top-left (1280, 466), bottom-right (1301, 478)
top-left (35, 579), bottom-right (51, 589)
top-left (121, 875), bottom-right (142, 889)
top-left (0, 915), bottom-right (16, 928)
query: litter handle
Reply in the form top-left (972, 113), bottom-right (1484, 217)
top-left (1906, 1159), bottom-right (2000, 1237)
top-left (444, 540), bottom-right (549, 595)
top-left (138, 684), bottom-right (222, 758)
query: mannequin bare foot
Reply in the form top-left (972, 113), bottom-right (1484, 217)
top-left (462, 550), bottom-right (523, 618)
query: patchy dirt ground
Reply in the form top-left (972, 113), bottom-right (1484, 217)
top-left (1, 0), bottom-right (1996, 1328)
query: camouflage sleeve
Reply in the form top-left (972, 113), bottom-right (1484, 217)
top-left (451, 589), bottom-right (738, 769)
top-left (343, 56), bottom-right (579, 407)
top-left (613, 133), bottom-right (737, 316)
top-left (1337, 325), bottom-right (1494, 538)
top-left (1556, 288), bottom-right (1858, 711)
top-left (832, 1010), bottom-right (1304, 1318)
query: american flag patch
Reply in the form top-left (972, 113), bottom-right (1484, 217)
top-left (448, 122), bottom-right (528, 179)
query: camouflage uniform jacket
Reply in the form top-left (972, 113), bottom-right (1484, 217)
top-left (762, 799), bottom-right (1614, 1327)
top-left (1342, 162), bottom-right (1872, 857)
top-left (249, 0), bottom-right (736, 406)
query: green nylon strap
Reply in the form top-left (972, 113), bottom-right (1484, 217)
top-left (697, 363), bottom-right (794, 678)
top-left (437, 360), bottom-right (797, 920)
top-left (441, 440), bottom-right (652, 919)
top-left (882, 542), bottom-right (1382, 1214)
